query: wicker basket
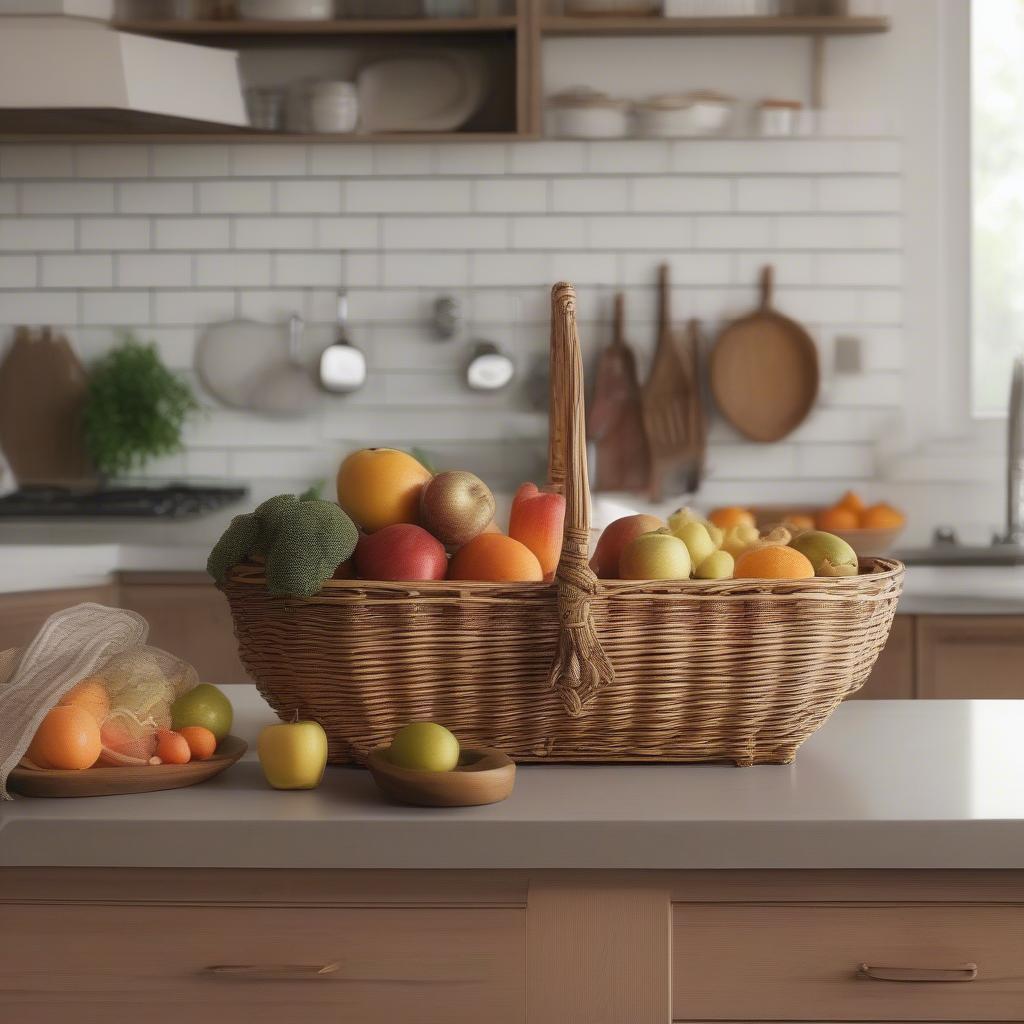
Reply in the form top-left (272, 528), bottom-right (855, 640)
top-left (222, 283), bottom-right (903, 766)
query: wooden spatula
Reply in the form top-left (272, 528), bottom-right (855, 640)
top-left (642, 264), bottom-right (694, 502)
top-left (587, 292), bottom-right (651, 493)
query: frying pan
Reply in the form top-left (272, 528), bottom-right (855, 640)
top-left (710, 265), bottom-right (819, 443)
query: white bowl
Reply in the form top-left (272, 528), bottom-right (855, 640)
top-left (239, 0), bottom-right (333, 19)
top-left (635, 94), bottom-right (735, 138)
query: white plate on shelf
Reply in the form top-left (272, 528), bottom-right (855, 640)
top-left (356, 51), bottom-right (489, 133)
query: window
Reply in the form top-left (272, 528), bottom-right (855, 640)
top-left (972, 0), bottom-right (1024, 414)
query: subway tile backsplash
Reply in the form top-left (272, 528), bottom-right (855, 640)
top-left (0, 138), bottom-right (904, 493)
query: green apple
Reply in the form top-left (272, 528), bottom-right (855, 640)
top-left (171, 683), bottom-right (233, 742)
top-left (258, 718), bottom-right (328, 790)
top-left (388, 722), bottom-right (460, 772)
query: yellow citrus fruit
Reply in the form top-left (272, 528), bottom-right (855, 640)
top-left (734, 545), bottom-right (814, 580)
top-left (336, 447), bottom-right (432, 533)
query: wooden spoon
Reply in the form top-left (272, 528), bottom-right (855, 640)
top-left (709, 265), bottom-right (819, 442)
top-left (588, 292), bottom-right (651, 493)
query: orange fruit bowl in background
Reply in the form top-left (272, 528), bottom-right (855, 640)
top-left (750, 504), bottom-right (906, 557)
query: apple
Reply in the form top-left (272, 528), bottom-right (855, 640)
top-left (171, 683), bottom-right (233, 742)
top-left (618, 531), bottom-right (691, 581)
top-left (388, 722), bottom-right (460, 772)
top-left (258, 717), bottom-right (328, 790)
top-left (353, 523), bottom-right (447, 581)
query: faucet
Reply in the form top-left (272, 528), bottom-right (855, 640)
top-left (999, 354), bottom-right (1024, 546)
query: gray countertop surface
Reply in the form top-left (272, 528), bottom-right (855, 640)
top-left (2, 689), bottom-right (1024, 870)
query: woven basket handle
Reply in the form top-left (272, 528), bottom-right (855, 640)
top-left (546, 283), bottom-right (615, 718)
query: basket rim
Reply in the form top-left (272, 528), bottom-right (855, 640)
top-left (223, 557), bottom-right (905, 602)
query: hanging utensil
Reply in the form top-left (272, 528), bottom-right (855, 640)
top-left (248, 314), bottom-right (321, 418)
top-left (319, 291), bottom-right (367, 394)
top-left (680, 317), bottom-right (707, 494)
top-left (588, 292), bottom-right (651, 494)
top-left (466, 341), bottom-right (515, 391)
top-left (641, 264), bottom-right (695, 502)
top-left (709, 264), bottom-right (819, 442)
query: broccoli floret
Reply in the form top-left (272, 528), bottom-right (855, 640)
top-left (207, 512), bottom-right (260, 584)
top-left (253, 493), bottom-right (300, 548)
top-left (265, 499), bottom-right (358, 598)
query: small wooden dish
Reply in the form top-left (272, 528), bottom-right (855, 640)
top-left (367, 746), bottom-right (515, 808)
top-left (8, 735), bottom-right (247, 799)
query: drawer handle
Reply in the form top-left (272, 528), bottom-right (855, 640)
top-left (204, 963), bottom-right (339, 981)
top-left (857, 963), bottom-right (978, 983)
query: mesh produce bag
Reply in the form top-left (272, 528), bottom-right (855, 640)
top-left (0, 603), bottom-right (198, 798)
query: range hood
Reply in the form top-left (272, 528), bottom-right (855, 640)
top-left (0, 13), bottom-right (248, 134)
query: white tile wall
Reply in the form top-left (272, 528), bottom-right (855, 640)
top-left (0, 137), bottom-right (904, 492)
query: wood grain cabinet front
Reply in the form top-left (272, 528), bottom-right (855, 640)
top-left (672, 903), bottom-right (1024, 1021)
top-left (0, 905), bottom-right (526, 1024)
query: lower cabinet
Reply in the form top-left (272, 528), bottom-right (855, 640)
top-left (0, 901), bottom-right (524, 1024)
top-left (3, 870), bottom-right (1023, 1024)
top-left (916, 616), bottom-right (1024, 698)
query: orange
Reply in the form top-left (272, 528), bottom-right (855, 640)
top-left (179, 725), bottom-right (217, 761)
top-left (156, 730), bottom-right (191, 766)
top-left (58, 676), bottom-right (110, 724)
top-left (27, 705), bottom-right (102, 770)
top-left (816, 505), bottom-right (860, 531)
top-left (708, 506), bottom-right (755, 530)
top-left (734, 545), bottom-right (814, 580)
top-left (860, 502), bottom-right (906, 529)
top-left (448, 533), bottom-right (543, 582)
top-left (336, 448), bottom-right (433, 533)
top-left (837, 490), bottom-right (866, 514)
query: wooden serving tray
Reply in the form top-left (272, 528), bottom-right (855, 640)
top-left (367, 746), bottom-right (515, 807)
top-left (8, 735), bottom-right (247, 798)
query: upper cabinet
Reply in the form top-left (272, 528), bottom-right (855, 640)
top-left (1, 0), bottom-right (889, 141)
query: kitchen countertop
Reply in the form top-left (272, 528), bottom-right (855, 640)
top-left (2, 687), bottom-right (1024, 870)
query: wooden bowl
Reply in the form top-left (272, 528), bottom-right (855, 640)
top-left (8, 735), bottom-right (247, 799)
top-left (367, 746), bottom-right (515, 808)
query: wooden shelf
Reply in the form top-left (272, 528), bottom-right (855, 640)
top-left (113, 17), bottom-right (520, 37)
top-left (541, 15), bottom-right (890, 37)
top-left (0, 129), bottom-right (532, 143)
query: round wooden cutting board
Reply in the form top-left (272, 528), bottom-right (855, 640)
top-left (8, 736), bottom-right (247, 798)
top-left (710, 265), bottom-right (819, 442)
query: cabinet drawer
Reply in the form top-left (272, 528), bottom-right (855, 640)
top-left (0, 905), bottom-right (524, 1024)
top-left (672, 904), bottom-right (1024, 1021)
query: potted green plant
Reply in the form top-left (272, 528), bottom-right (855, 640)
top-left (83, 334), bottom-right (199, 478)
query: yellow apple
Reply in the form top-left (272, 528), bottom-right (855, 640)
top-left (619, 532), bottom-right (691, 580)
top-left (388, 722), bottom-right (460, 772)
top-left (258, 719), bottom-right (328, 790)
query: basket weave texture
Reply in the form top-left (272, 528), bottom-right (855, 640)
top-left (222, 283), bottom-right (903, 766)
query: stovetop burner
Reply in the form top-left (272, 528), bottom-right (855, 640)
top-left (0, 483), bottom-right (249, 520)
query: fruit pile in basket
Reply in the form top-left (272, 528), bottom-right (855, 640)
top-left (592, 504), bottom-right (870, 582)
top-left (209, 447), bottom-right (567, 596)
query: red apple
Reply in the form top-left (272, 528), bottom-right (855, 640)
top-left (353, 524), bottom-right (447, 581)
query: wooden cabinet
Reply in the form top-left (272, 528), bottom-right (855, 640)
top-left (0, 902), bottom-right (525, 1024)
top-left (117, 572), bottom-right (251, 684)
top-left (0, 584), bottom-right (116, 652)
top-left (4, 869), bottom-right (1024, 1024)
top-left (916, 616), bottom-right (1024, 699)
top-left (672, 902), bottom-right (1024, 1020)
top-left (849, 613), bottom-right (915, 699)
